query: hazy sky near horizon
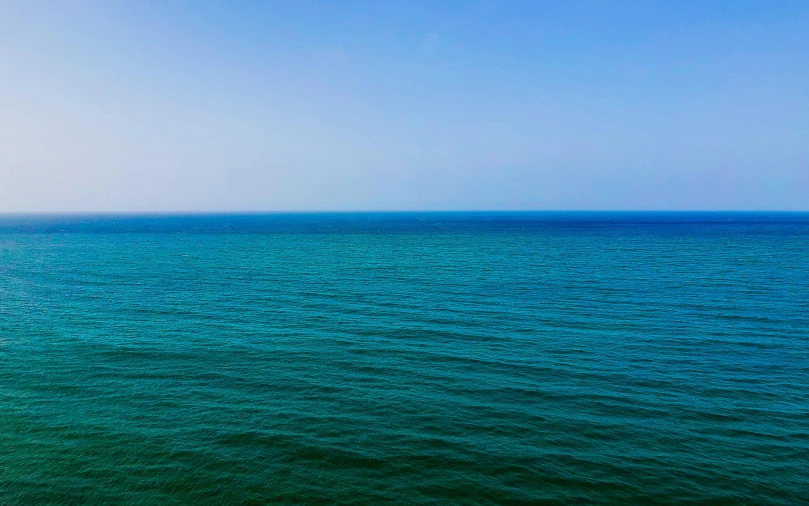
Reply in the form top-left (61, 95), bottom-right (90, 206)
top-left (1, 1), bottom-right (808, 212)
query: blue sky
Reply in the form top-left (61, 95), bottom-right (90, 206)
top-left (1, 0), bottom-right (807, 211)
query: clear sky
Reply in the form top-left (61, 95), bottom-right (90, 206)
top-left (1, 0), bottom-right (807, 212)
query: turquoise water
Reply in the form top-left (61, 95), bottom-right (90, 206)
top-left (1, 212), bottom-right (807, 504)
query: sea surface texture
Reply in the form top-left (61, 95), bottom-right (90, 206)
top-left (1, 212), bottom-right (807, 504)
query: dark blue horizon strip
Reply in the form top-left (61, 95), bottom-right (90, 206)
top-left (1, 211), bottom-right (808, 234)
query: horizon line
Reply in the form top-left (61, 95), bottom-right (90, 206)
top-left (2, 209), bottom-right (808, 216)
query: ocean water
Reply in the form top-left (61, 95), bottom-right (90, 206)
top-left (1, 212), bottom-right (807, 504)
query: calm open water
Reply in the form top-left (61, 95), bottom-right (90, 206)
top-left (1, 212), bottom-right (807, 504)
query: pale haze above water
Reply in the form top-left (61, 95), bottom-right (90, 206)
top-left (1, 1), bottom-right (807, 212)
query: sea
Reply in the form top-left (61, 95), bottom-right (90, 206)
top-left (0, 212), bottom-right (807, 504)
